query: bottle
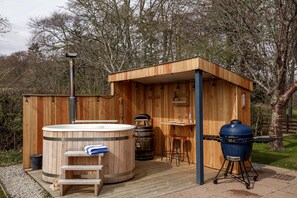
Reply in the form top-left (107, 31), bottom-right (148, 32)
top-left (189, 113), bottom-right (192, 123)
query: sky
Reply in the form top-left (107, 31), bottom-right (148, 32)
top-left (0, 0), bottom-right (68, 55)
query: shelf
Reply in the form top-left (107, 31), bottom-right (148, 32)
top-left (160, 121), bottom-right (195, 126)
top-left (172, 96), bottom-right (189, 106)
top-left (172, 100), bottom-right (188, 104)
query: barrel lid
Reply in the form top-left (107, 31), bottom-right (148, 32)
top-left (134, 114), bottom-right (151, 121)
top-left (220, 119), bottom-right (253, 137)
top-left (135, 126), bottom-right (153, 129)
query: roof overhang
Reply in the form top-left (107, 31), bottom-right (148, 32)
top-left (108, 57), bottom-right (253, 91)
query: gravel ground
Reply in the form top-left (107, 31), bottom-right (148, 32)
top-left (0, 165), bottom-right (49, 198)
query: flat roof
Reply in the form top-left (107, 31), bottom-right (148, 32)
top-left (108, 57), bottom-right (253, 91)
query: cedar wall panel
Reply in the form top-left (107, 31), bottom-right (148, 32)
top-left (113, 78), bottom-right (251, 169)
top-left (22, 95), bottom-right (121, 169)
top-left (202, 80), bottom-right (238, 168)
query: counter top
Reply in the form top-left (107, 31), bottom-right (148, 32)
top-left (160, 121), bottom-right (196, 126)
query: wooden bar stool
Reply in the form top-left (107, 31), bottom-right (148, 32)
top-left (170, 136), bottom-right (191, 166)
top-left (170, 136), bottom-right (181, 166)
top-left (161, 135), bottom-right (173, 163)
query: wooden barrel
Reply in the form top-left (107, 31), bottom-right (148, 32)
top-left (135, 126), bottom-right (155, 160)
top-left (42, 124), bottom-right (135, 184)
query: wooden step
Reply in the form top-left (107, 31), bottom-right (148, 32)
top-left (58, 179), bottom-right (101, 185)
top-left (59, 179), bottom-right (103, 196)
top-left (64, 151), bottom-right (104, 157)
top-left (61, 165), bottom-right (103, 171)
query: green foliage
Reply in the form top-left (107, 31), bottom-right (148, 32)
top-left (292, 109), bottom-right (297, 116)
top-left (0, 150), bottom-right (22, 167)
top-left (0, 90), bottom-right (23, 151)
top-left (252, 103), bottom-right (271, 136)
top-left (252, 135), bottom-right (297, 170)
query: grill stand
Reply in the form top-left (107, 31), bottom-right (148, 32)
top-left (213, 156), bottom-right (259, 189)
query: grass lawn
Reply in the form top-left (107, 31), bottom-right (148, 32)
top-left (252, 135), bottom-right (297, 170)
top-left (0, 150), bottom-right (22, 167)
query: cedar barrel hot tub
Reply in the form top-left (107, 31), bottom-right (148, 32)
top-left (42, 124), bottom-right (135, 184)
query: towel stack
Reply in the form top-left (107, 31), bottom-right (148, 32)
top-left (84, 145), bottom-right (108, 155)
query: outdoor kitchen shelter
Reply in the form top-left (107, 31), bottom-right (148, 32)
top-left (108, 57), bottom-right (253, 184)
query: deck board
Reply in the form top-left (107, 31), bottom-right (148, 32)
top-left (27, 157), bottom-right (217, 197)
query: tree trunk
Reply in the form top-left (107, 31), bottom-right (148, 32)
top-left (269, 102), bottom-right (284, 150)
top-left (269, 82), bottom-right (297, 150)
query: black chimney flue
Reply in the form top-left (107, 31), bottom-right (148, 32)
top-left (66, 53), bottom-right (77, 124)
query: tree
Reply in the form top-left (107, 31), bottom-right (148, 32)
top-left (0, 15), bottom-right (10, 34)
top-left (200, 0), bottom-right (297, 150)
top-left (28, 0), bottom-right (205, 94)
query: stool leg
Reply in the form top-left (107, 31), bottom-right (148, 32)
top-left (165, 137), bottom-right (171, 163)
top-left (183, 140), bottom-right (190, 165)
top-left (170, 138), bottom-right (174, 164)
top-left (171, 139), bottom-right (175, 165)
top-left (166, 137), bottom-right (172, 163)
top-left (181, 139), bottom-right (184, 162)
top-left (161, 136), bottom-right (164, 161)
top-left (162, 136), bottom-right (168, 162)
top-left (175, 140), bottom-right (181, 166)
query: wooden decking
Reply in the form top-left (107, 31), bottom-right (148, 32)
top-left (28, 157), bottom-right (217, 197)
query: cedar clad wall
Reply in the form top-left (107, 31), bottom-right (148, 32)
top-left (113, 79), bottom-right (251, 169)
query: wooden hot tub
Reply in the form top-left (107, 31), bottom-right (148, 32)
top-left (42, 124), bottom-right (135, 183)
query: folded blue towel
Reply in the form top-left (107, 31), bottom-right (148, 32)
top-left (88, 148), bottom-right (108, 155)
top-left (84, 145), bottom-right (108, 155)
top-left (84, 145), bottom-right (103, 153)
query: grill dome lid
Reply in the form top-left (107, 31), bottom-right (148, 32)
top-left (220, 119), bottom-right (253, 138)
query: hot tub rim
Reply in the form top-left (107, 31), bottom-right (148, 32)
top-left (42, 123), bottom-right (136, 132)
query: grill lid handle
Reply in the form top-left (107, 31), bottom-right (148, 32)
top-left (230, 119), bottom-right (242, 125)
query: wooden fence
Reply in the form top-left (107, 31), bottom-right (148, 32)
top-left (260, 116), bottom-right (297, 135)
